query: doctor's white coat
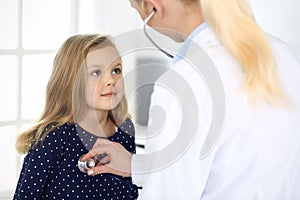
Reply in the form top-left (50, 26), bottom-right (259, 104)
top-left (132, 27), bottom-right (300, 200)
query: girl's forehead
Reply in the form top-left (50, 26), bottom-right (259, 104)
top-left (86, 46), bottom-right (121, 67)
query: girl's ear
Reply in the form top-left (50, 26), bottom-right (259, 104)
top-left (144, 0), bottom-right (164, 18)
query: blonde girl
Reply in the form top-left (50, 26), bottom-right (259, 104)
top-left (14, 34), bottom-right (139, 200)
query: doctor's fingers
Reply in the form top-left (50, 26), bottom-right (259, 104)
top-left (91, 142), bottom-right (132, 176)
top-left (97, 154), bottom-right (110, 164)
top-left (81, 145), bottom-right (108, 162)
top-left (81, 139), bottom-right (116, 161)
top-left (93, 139), bottom-right (128, 157)
top-left (87, 162), bottom-right (131, 177)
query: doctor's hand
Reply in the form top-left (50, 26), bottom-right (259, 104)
top-left (81, 138), bottom-right (132, 177)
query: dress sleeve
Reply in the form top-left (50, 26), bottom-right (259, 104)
top-left (13, 129), bottom-right (63, 200)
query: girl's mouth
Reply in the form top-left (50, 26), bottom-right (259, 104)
top-left (101, 92), bottom-right (116, 97)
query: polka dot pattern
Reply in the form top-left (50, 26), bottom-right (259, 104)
top-left (13, 118), bottom-right (139, 199)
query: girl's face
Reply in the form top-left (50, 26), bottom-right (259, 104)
top-left (85, 46), bottom-right (124, 112)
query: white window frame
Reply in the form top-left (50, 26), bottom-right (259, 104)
top-left (0, 0), bottom-right (79, 199)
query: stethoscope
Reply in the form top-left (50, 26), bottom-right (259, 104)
top-left (143, 7), bottom-right (174, 59)
top-left (78, 153), bottom-right (108, 173)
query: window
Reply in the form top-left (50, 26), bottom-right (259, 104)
top-left (0, 0), bottom-right (78, 198)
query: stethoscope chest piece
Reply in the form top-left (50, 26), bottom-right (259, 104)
top-left (78, 154), bottom-right (96, 173)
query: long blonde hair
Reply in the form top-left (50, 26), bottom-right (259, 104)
top-left (16, 34), bottom-right (129, 154)
top-left (200, 0), bottom-right (288, 106)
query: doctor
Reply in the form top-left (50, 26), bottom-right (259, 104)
top-left (83, 0), bottom-right (300, 199)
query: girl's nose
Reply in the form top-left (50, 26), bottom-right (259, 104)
top-left (103, 73), bottom-right (115, 86)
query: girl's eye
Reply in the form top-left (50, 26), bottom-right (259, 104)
top-left (90, 70), bottom-right (102, 77)
top-left (112, 67), bottom-right (122, 75)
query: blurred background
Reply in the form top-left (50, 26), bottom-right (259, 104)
top-left (0, 0), bottom-right (299, 199)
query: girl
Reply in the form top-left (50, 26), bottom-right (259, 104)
top-left (13, 34), bottom-right (139, 199)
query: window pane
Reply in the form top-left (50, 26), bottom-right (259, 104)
top-left (0, 56), bottom-right (18, 121)
top-left (0, 126), bottom-right (18, 191)
top-left (22, 0), bottom-right (71, 49)
top-left (22, 54), bottom-right (53, 119)
top-left (0, 0), bottom-right (18, 49)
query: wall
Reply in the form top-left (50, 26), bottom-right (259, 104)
top-left (249, 0), bottom-right (300, 60)
top-left (80, 0), bottom-right (300, 60)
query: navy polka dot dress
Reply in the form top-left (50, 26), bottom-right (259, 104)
top-left (13, 118), bottom-right (139, 200)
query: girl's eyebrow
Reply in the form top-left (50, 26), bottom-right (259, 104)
top-left (87, 58), bottom-right (122, 69)
top-left (87, 64), bottom-right (104, 69)
top-left (111, 58), bottom-right (123, 66)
